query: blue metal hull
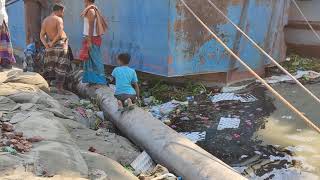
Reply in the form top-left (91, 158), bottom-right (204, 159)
top-left (7, 0), bottom-right (290, 80)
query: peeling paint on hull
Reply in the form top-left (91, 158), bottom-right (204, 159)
top-left (7, 0), bottom-right (290, 83)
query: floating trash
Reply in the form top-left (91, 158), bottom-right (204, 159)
top-left (217, 117), bottom-right (241, 130)
top-left (180, 132), bottom-right (206, 143)
top-left (211, 93), bottom-right (257, 103)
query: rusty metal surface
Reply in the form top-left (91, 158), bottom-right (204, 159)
top-left (169, 0), bottom-right (290, 76)
top-left (7, 0), bottom-right (290, 78)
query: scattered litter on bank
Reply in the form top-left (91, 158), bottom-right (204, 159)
top-left (96, 111), bottom-right (105, 121)
top-left (130, 151), bottom-right (180, 179)
top-left (131, 151), bottom-right (156, 175)
top-left (138, 165), bottom-right (178, 180)
top-left (211, 93), bottom-right (257, 103)
top-left (264, 70), bottom-right (320, 84)
top-left (217, 117), bottom-right (241, 130)
top-left (180, 132), bottom-right (206, 143)
top-left (2, 146), bottom-right (17, 155)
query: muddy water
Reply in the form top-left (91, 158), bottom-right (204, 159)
top-left (256, 83), bottom-right (320, 179)
top-left (170, 83), bottom-right (320, 179)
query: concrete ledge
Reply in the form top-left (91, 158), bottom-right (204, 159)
top-left (69, 71), bottom-right (247, 180)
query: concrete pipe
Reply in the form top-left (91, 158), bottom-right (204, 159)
top-left (71, 72), bottom-right (247, 180)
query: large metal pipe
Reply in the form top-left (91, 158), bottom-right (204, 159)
top-left (70, 71), bottom-right (246, 180)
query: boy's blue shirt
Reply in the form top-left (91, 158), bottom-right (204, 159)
top-left (112, 66), bottom-right (138, 95)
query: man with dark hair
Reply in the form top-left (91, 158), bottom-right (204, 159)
top-left (40, 3), bottom-right (70, 94)
top-left (24, 0), bottom-right (61, 45)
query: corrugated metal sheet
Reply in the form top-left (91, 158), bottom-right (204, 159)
top-left (7, 0), bottom-right (290, 78)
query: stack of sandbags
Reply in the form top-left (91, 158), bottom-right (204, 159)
top-left (0, 69), bottom-right (49, 96)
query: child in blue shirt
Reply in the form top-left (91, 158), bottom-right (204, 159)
top-left (112, 53), bottom-right (140, 111)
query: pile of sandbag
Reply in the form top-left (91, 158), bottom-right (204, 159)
top-left (0, 69), bottom-right (62, 111)
top-left (0, 69), bottom-right (49, 96)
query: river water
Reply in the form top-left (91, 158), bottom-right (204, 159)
top-left (255, 83), bottom-right (320, 179)
top-left (169, 83), bottom-right (320, 179)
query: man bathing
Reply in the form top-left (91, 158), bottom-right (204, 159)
top-left (40, 3), bottom-right (70, 93)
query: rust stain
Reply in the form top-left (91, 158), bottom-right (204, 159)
top-left (167, 56), bottom-right (173, 64)
top-left (174, 0), bottom-right (242, 58)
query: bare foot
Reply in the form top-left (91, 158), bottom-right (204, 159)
top-left (125, 98), bottom-right (135, 110)
top-left (117, 100), bottom-right (124, 112)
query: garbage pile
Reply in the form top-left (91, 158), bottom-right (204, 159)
top-left (1, 121), bottom-right (43, 154)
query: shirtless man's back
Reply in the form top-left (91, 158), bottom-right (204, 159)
top-left (40, 3), bottom-right (70, 94)
top-left (40, 4), bottom-right (67, 49)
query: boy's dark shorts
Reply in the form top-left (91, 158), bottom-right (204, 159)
top-left (115, 94), bottom-right (137, 104)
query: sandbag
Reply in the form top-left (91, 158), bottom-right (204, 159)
top-left (0, 68), bottom-right (22, 83)
top-left (0, 83), bottom-right (38, 96)
top-left (14, 112), bottom-right (89, 177)
top-left (3, 71), bottom-right (49, 93)
top-left (7, 90), bottom-right (62, 112)
top-left (82, 152), bottom-right (139, 180)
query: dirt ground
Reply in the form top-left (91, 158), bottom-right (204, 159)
top-left (0, 69), bottom-right (140, 179)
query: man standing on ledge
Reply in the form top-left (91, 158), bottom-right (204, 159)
top-left (40, 3), bottom-right (70, 94)
top-left (80, 0), bottom-right (108, 86)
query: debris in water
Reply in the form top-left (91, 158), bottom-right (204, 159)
top-left (217, 117), bottom-right (241, 130)
top-left (281, 116), bottom-right (292, 120)
top-left (240, 155), bottom-right (248, 159)
top-left (211, 93), bottom-right (257, 103)
top-left (264, 70), bottom-right (320, 84)
top-left (180, 117), bottom-right (190, 121)
top-left (233, 133), bottom-right (241, 140)
top-left (163, 119), bottom-right (171, 125)
top-left (256, 108), bottom-right (263, 111)
top-left (180, 132), bottom-right (206, 143)
top-left (149, 100), bottom-right (187, 121)
top-left (254, 151), bottom-right (262, 155)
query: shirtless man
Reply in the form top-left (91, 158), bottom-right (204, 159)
top-left (40, 3), bottom-right (70, 93)
top-left (24, 0), bottom-right (62, 44)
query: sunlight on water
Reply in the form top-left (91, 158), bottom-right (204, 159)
top-left (257, 116), bottom-right (320, 179)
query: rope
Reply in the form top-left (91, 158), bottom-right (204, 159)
top-left (179, 0), bottom-right (320, 133)
top-left (205, 0), bottom-right (320, 105)
top-left (292, 0), bottom-right (320, 42)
